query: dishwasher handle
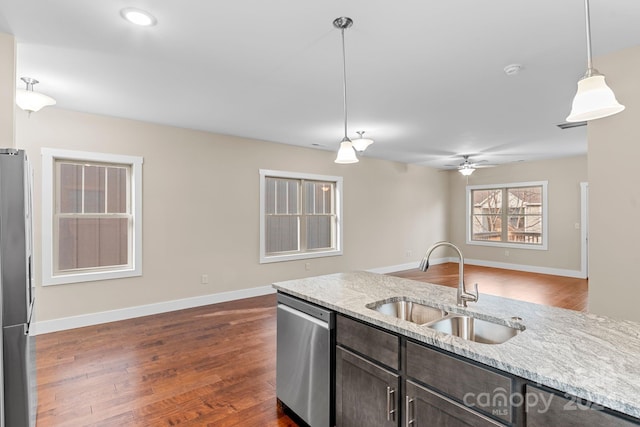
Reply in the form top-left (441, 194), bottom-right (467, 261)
top-left (277, 304), bottom-right (330, 329)
top-left (277, 293), bottom-right (334, 327)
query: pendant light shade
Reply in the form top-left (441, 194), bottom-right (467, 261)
top-left (335, 139), bottom-right (359, 164)
top-left (353, 131), bottom-right (374, 152)
top-left (566, 0), bottom-right (624, 122)
top-left (16, 77), bottom-right (56, 113)
top-left (566, 74), bottom-right (625, 122)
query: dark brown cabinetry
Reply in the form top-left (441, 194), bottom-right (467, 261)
top-left (406, 341), bottom-right (513, 424)
top-left (336, 315), bottom-right (400, 426)
top-left (336, 347), bottom-right (400, 427)
top-left (332, 313), bottom-right (640, 427)
top-left (525, 385), bottom-right (639, 427)
top-left (406, 380), bottom-right (504, 427)
top-left (336, 314), bottom-right (399, 370)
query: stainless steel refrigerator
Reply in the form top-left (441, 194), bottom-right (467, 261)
top-left (0, 148), bottom-right (36, 427)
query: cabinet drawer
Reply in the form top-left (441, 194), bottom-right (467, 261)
top-left (406, 341), bottom-right (513, 423)
top-left (336, 315), bottom-right (399, 370)
top-left (406, 380), bottom-right (505, 427)
top-left (525, 385), bottom-right (639, 427)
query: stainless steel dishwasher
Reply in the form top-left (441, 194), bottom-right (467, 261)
top-left (276, 293), bottom-right (334, 427)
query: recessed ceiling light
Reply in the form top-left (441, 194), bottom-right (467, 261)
top-left (120, 8), bottom-right (157, 27)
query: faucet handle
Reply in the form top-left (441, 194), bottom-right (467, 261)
top-left (462, 283), bottom-right (479, 303)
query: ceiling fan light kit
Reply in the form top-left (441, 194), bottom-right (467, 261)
top-left (566, 0), bottom-right (624, 122)
top-left (16, 77), bottom-right (56, 114)
top-left (457, 155), bottom-right (476, 176)
top-left (459, 166), bottom-right (475, 176)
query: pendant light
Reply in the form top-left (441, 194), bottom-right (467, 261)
top-left (16, 77), bottom-right (56, 114)
top-left (333, 17), bottom-right (359, 164)
top-left (353, 131), bottom-right (374, 152)
top-left (566, 0), bottom-right (624, 122)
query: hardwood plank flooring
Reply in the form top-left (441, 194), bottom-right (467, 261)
top-left (36, 296), bottom-right (297, 427)
top-left (389, 263), bottom-right (588, 312)
top-left (35, 265), bottom-right (587, 426)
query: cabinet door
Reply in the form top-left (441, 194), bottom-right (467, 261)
top-left (336, 346), bottom-right (400, 427)
top-left (525, 385), bottom-right (639, 427)
top-left (405, 380), bottom-right (505, 427)
top-left (406, 341), bottom-right (513, 423)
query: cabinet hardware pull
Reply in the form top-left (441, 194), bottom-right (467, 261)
top-left (386, 386), bottom-right (396, 421)
top-left (406, 396), bottom-right (415, 426)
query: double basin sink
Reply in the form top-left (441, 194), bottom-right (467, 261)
top-left (367, 297), bottom-right (524, 345)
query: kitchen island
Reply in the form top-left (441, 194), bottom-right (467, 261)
top-left (273, 271), bottom-right (640, 425)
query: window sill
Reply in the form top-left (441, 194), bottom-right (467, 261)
top-left (260, 249), bottom-right (343, 264)
top-left (466, 240), bottom-right (548, 251)
top-left (42, 267), bottom-right (142, 286)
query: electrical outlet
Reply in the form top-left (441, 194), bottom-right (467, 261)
top-left (505, 250), bottom-right (510, 257)
top-left (305, 262), bottom-right (311, 271)
top-left (201, 274), bottom-right (209, 284)
top-left (406, 250), bottom-right (412, 258)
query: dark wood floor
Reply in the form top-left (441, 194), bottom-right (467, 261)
top-left (35, 264), bottom-right (588, 426)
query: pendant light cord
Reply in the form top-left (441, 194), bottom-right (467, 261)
top-left (584, 0), bottom-right (594, 75)
top-left (341, 27), bottom-right (349, 140)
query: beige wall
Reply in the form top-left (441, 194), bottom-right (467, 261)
top-left (16, 108), bottom-right (448, 322)
top-left (0, 33), bottom-right (15, 147)
top-left (588, 45), bottom-right (640, 321)
top-left (447, 156), bottom-right (587, 273)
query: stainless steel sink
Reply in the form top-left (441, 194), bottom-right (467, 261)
top-left (368, 298), bottom-right (448, 325)
top-left (427, 315), bottom-right (522, 344)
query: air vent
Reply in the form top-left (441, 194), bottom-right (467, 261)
top-left (557, 121), bottom-right (587, 130)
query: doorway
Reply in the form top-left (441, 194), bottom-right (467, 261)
top-left (580, 182), bottom-right (589, 279)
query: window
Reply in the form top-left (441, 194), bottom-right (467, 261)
top-left (260, 170), bottom-right (343, 263)
top-left (466, 181), bottom-right (547, 250)
top-left (42, 149), bottom-right (143, 285)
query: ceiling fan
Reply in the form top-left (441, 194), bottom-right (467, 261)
top-left (444, 155), bottom-right (493, 176)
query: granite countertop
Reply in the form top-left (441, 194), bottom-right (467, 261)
top-left (272, 271), bottom-right (640, 419)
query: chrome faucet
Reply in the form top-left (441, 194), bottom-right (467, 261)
top-left (419, 241), bottom-right (479, 308)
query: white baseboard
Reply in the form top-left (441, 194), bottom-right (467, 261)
top-left (32, 285), bottom-right (276, 335)
top-left (367, 257), bottom-right (585, 279)
top-left (366, 257), bottom-right (448, 274)
top-left (463, 258), bottom-right (585, 279)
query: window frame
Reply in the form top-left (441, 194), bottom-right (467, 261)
top-left (259, 169), bottom-right (343, 263)
top-left (466, 181), bottom-right (548, 250)
top-left (42, 148), bottom-right (143, 286)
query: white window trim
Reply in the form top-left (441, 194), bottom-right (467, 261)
top-left (466, 180), bottom-right (548, 251)
top-left (41, 148), bottom-right (143, 286)
top-left (259, 169), bottom-right (343, 263)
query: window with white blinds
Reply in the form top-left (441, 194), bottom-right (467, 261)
top-left (260, 170), bottom-right (343, 263)
top-left (42, 149), bottom-right (143, 285)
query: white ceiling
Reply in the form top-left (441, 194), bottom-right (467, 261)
top-left (1, 1), bottom-right (639, 168)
